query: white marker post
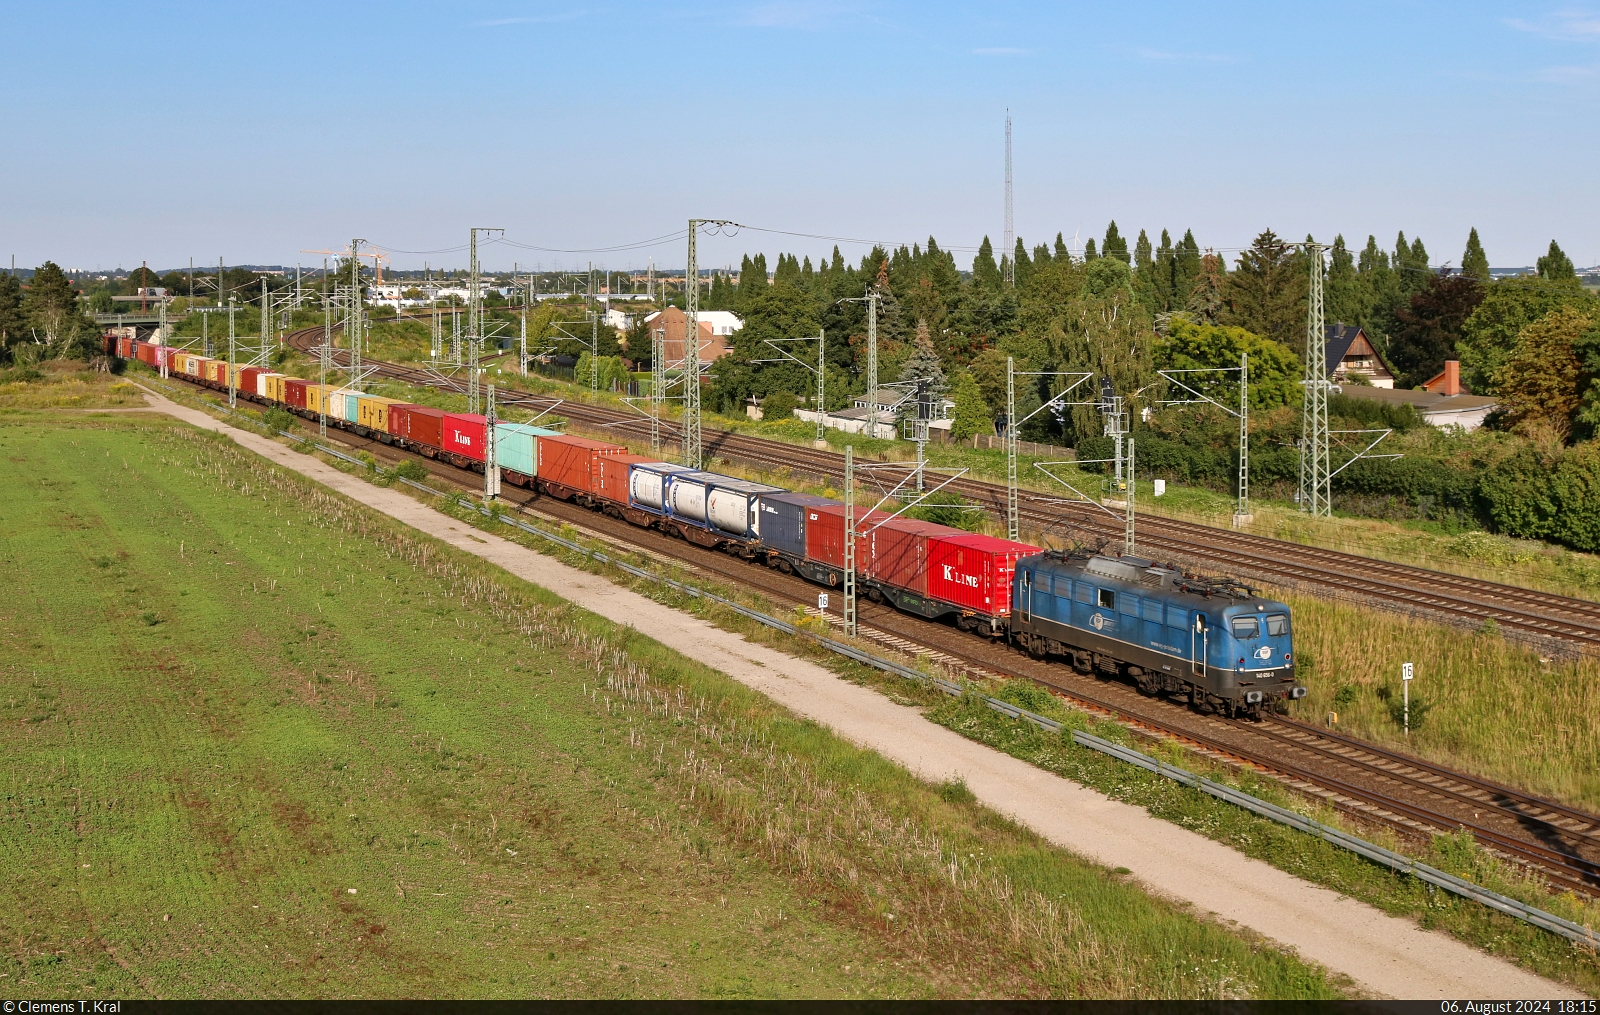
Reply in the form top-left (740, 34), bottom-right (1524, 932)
top-left (817, 592), bottom-right (829, 613)
top-left (1402, 661), bottom-right (1414, 736)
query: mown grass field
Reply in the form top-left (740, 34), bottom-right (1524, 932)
top-left (0, 411), bottom-right (1341, 999)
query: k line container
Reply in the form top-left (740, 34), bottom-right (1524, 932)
top-left (754, 493), bottom-right (838, 560)
top-left (595, 454), bottom-right (655, 505)
top-left (387, 404), bottom-right (445, 450)
top-left (442, 413), bottom-right (487, 462)
top-left (537, 435), bottom-right (627, 495)
top-left (628, 462), bottom-right (696, 512)
top-left (925, 533), bottom-right (1039, 616)
top-left (860, 517), bottom-right (956, 596)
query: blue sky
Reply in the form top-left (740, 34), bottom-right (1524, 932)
top-left (3, 1), bottom-right (1598, 274)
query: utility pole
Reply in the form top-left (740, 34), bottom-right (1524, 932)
top-left (590, 312), bottom-right (599, 394)
top-left (320, 286), bottom-right (330, 437)
top-left (1299, 242), bottom-right (1331, 517)
top-left (755, 330), bottom-right (827, 445)
top-left (260, 277), bottom-right (269, 367)
top-left (1005, 357), bottom-right (1096, 541)
top-left (651, 326), bottom-right (665, 454)
top-left (843, 444), bottom-right (857, 638)
top-left (1003, 110), bottom-right (1015, 288)
top-left (467, 227), bottom-right (504, 415)
top-left (201, 309), bottom-right (209, 358)
top-left (1238, 352), bottom-right (1250, 524)
top-left (840, 286), bottom-right (883, 435)
top-left (1124, 438), bottom-right (1137, 554)
top-left (226, 297), bottom-right (238, 406)
top-left (520, 269), bottom-right (529, 376)
top-left (485, 384), bottom-right (501, 500)
top-left (349, 239), bottom-right (365, 390)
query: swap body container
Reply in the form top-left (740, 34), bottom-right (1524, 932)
top-left (490, 423), bottom-right (559, 478)
top-left (537, 434), bottom-right (627, 495)
top-left (283, 378), bottom-right (310, 410)
top-left (754, 493), bottom-right (839, 560)
top-left (442, 413), bottom-right (487, 462)
top-left (387, 404), bottom-right (445, 450)
top-left (925, 533), bottom-right (1040, 616)
top-left (326, 389), bottom-right (352, 422)
top-left (595, 454), bottom-right (655, 505)
top-left (357, 395), bottom-right (402, 431)
top-left (628, 462), bottom-right (697, 513)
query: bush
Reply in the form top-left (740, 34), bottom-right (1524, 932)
top-left (903, 491), bottom-right (983, 531)
top-left (392, 459), bottom-right (430, 483)
top-left (262, 407), bottom-right (297, 435)
top-left (761, 389), bottom-right (799, 422)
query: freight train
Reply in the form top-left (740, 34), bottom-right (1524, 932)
top-left (126, 339), bottom-right (1305, 718)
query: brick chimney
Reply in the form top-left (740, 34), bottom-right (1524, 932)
top-left (1441, 360), bottom-right (1461, 396)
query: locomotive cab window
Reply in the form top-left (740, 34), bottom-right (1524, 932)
top-left (1266, 614), bottom-right (1288, 637)
top-left (1230, 617), bottom-right (1260, 639)
top-left (1097, 589), bottom-right (1114, 609)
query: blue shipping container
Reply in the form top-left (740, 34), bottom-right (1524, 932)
top-left (493, 423), bottom-right (561, 477)
top-left (756, 493), bottom-right (837, 559)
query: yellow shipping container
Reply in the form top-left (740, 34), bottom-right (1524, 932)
top-left (304, 384), bottom-right (338, 416)
top-left (264, 374), bottom-right (287, 403)
top-left (356, 395), bottom-right (402, 432)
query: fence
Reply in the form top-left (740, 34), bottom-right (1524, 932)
top-left (971, 433), bottom-right (1076, 459)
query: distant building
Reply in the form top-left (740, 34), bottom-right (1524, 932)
top-left (641, 308), bottom-right (742, 365)
top-left (1325, 323), bottom-right (1395, 388)
top-left (1337, 359), bottom-right (1498, 431)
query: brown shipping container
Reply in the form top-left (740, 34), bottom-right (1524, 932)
top-left (595, 454), bottom-right (653, 505)
top-left (388, 404), bottom-right (445, 450)
top-left (537, 434), bottom-right (627, 495)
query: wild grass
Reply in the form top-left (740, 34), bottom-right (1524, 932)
top-left (0, 360), bottom-right (148, 409)
top-left (1282, 592), bottom-right (1600, 811)
top-left (0, 413), bottom-right (1340, 999)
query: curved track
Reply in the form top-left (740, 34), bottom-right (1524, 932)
top-left (287, 326), bottom-right (1600, 654)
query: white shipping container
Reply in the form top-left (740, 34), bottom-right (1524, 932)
top-left (706, 480), bottom-right (782, 536)
top-left (667, 472), bottom-right (713, 522)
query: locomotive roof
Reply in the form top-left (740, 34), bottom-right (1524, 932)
top-left (1027, 551), bottom-right (1265, 605)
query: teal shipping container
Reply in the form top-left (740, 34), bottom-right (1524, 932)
top-left (493, 423), bottom-right (561, 477)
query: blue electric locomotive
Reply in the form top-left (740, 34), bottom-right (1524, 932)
top-left (1010, 551), bottom-right (1306, 718)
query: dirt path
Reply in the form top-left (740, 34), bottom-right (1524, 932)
top-left (130, 387), bottom-right (1581, 1000)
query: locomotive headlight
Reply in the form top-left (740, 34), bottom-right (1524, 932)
top-left (1291, 686), bottom-right (1308, 699)
top-left (1245, 691), bottom-right (1264, 704)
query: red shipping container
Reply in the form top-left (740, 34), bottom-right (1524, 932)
top-left (861, 517), bottom-right (961, 596)
top-left (925, 533), bottom-right (1040, 617)
top-left (595, 454), bottom-right (652, 505)
top-left (442, 413), bottom-right (487, 462)
top-left (802, 503), bottom-right (894, 570)
top-left (283, 378), bottom-right (309, 409)
top-left (237, 367), bottom-right (263, 394)
top-left (537, 434), bottom-right (627, 495)
top-left (387, 404), bottom-right (445, 450)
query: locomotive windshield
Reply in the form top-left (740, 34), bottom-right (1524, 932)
top-left (1266, 614), bottom-right (1289, 637)
top-left (1230, 617), bottom-right (1259, 638)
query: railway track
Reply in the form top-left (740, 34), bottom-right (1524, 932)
top-left (284, 326), bottom-right (1600, 654)
top-left (181, 355), bottom-right (1600, 898)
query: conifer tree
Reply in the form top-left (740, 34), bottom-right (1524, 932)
top-left (1102, 221), bottom-right (1130, 264)
top-left (1537, 240), bottom-right (1577, 281)
top-left (1012, 238), bottom-right (1032, 286)
top-left (1462, 228), bottom-right (1490, 282)
top-left (898, 319), bottom-right (948, 396)
top-left (1220, 230), bottom-right (1305, 352)
top-left (1084, 238), bottom-right (1098, 260)
top-left (972, 237), bottom-right (1001, 288)
top-left (1053, 232), bottom-right (1070, 260)
top-left (1032, 242), bottom-right (1051, 267)
top-left (1133, 229), bottom-right (1152, 273)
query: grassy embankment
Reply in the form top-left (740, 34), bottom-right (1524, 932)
top-left (152, 360), bottom-right (1600, 816)
top-left (0, 362), bottom-right (148, 410)
top-left (0, 411), bottom-right (1340, 999)
top-left (122, 376), bottom-right (1600, 993)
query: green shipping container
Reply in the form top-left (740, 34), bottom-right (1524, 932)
top-left (494, 423), bottom-right (561, 478)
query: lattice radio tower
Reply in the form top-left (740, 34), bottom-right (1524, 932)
top-left (1003, 111), bottom-right (1014, 288)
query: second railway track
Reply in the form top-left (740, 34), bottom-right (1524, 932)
top-left (191, 354), bottom-right (1600, 898)
top-left (286, 328), bottom-right (1600, 654)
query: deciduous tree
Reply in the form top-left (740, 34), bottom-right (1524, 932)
top-left (1494, 306), bottom-right (1593, 439)
top-left (1387, 271), bottom-right (1485, 388)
